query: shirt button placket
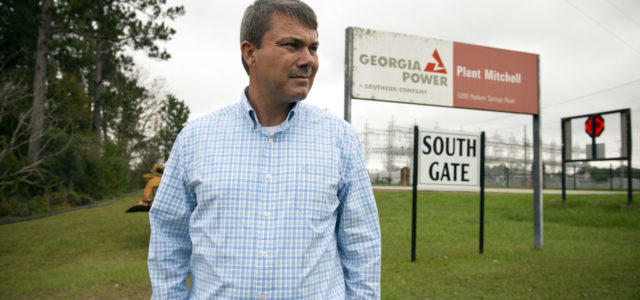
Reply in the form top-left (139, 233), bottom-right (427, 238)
top-left (258, 137), bottom-right (271, 286)
top-left (262, 134), bottom-right (275, 285)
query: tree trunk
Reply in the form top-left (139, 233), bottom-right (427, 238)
top-left (28, 0), bottom-right (52, 164)
top-left (92, 38), bottom-right (103, 139)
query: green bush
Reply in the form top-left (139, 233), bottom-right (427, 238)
top-left (0, 196), bottom-right (49, 218)
top-left (28, 196), bottom-right (50, 216)
top-left (0, 132), bottom-right (132, 219)
top-left (65, 189), bottom-right (92, 206)
top-left (0, 197), bottom-right (22, 217)
top-left (41, 133), bottom-right (131, 200)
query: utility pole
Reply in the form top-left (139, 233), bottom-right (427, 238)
top-left (524, 125), bottom-right (528, 171)
top-left (573, 165), bottom-right (578, 190)
top-left (386, 118), bottom-right (395, 183)
top-left (610, 163), bottom-right (613, 191)
top-left (619, 165), bottom-right (624, 189)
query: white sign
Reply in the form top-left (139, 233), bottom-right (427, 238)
top-left (350, 27), bottom-right (540, 114)
top-left (418, 130), bottom-right (480, 188)
top-left (352, 27), bottom-right (454, 107)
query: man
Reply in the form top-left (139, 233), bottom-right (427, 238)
top-left (148, 0), bottom-right (381, 298)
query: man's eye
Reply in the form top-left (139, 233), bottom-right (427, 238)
top-left (309, 46), bottom-right (318, 53)
top-left (283, 43), bottom-right (297, 49)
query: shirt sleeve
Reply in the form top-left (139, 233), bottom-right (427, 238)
top-left (148, 132), bottom-right (195, 299)
top-left (336, 129), bottom-right (382, 299)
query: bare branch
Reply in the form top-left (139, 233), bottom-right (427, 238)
top-left (0, 72), bottom-right (74, 188)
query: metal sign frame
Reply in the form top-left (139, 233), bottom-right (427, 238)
top-left (411, 128), bottom-right (487, 261)
top-left (561, 108), bottom-right (633, 204)
top-left (344, 27), bottom-right (544, 252)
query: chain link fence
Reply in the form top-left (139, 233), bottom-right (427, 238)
top-left (369, 168), bottom-right (640, 189)
top-left (360, 121), bottom-right (638, 189)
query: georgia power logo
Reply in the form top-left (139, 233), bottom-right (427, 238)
top-left (424, 50), bottom-right (447, 74)
top-left (358, 49), bottom-right (449, 86)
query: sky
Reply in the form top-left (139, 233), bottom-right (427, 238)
top-left (132, 0), bottom-right (640, 168)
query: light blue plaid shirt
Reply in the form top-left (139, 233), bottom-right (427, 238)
top-left (148, 90), bottom-right (381, 299)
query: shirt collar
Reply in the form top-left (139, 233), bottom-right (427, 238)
top-left (239, 87), bottom-right (301, 132)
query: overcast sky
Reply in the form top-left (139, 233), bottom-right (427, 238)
top-left (133, 0), bottom-right (640, 168)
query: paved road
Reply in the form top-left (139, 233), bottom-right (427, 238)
top-left (372, 185), bottom-right (627, 195)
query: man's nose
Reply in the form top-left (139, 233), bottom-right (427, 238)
top-left (296, 48), bottom-right (316, 70)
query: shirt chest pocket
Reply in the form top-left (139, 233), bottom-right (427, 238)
top-left (289, 159), bottom-right (341, 222)
top-left (190, 159), bottom-right (252, 208)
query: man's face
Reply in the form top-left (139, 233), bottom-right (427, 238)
top-left (250, 13), bottom-right (319, 103)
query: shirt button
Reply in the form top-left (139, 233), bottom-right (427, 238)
top-left (261, 251), bottom-right (268, 257)
top-left (268, 138), bottom-right (274, 144)
top-left (263, 212), bottom-right (270, 217)
top-left (260, 294), bottom-right (266, 300)
top-left (265, 174), bottom-right (272, 181)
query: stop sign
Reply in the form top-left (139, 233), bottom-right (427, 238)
top-left (585, 115), bottom-right (605, 137)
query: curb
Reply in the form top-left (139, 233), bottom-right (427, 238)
top-left (0, 197), bottom-right (118, 226)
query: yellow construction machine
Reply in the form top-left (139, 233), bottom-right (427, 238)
top-left (126, 163), bottom-right (164, 213)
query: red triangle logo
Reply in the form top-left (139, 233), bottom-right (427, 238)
top-left (424, 49), bottom-right (447, 74)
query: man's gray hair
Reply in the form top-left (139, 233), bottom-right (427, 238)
top-left (240, 0), bottom-right (318, 74)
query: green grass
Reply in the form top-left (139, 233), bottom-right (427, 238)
top-left (0, 191), bottom-right (638, 299)
top-left (0, 191), bottom-right (151, 299)
top-left (379, 191), bottom-right (640, 299)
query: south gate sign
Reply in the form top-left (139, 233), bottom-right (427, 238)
top-left (351, 27), bottom-right (539, 115)
top-left (418, 130), bottom-right (480, 188)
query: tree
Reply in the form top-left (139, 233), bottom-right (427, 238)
top-left (156, 94), bottom-right (189, 161)
top-left (0, 0), bottom-right (186, 217)
top-left (101, 71), bottom-right (151, 161)
top-left (27, 0), bottom-right (53, 164)
top-left (0, 1), bottom-right (39, 71)
top-left (62, 0), bottom-right (184, 140)
top-left (0, 71), bottom-right (71, 190)
top-left (131, 93), bottom-right (188, 188)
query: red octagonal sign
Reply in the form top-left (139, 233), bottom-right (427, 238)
top-left (585, 115), bottom-right (605, 138)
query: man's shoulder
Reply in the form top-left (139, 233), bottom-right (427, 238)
top-left (297, 102), bottom-right (357, 137)
top-left (297, 102), bottom-right (363, 159)
top-left (176, 102), bottom-right (240, 143)
top-left (182, 103), bottom-right (239, 132)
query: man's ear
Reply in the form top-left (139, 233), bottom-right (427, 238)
top-left (241, 40), bottom-right (257, 70)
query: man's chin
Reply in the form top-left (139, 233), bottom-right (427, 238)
top-left (287, 89), bottom-right (310, 101)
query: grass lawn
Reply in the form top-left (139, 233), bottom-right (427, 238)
top-left (0, 190), bottom-right (638, 299)
top-left (379, 191), bottom-right (639, 299)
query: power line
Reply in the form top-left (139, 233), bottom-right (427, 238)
top-left (542, 78), bottom-right (640, 108)
top-left (450, 80), bottom-right (640, 129)
top-left (605, 0), bottom-right (640, 28)
top-left (565, 0), bottom-right (640, 56)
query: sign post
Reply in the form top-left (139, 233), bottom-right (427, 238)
top-left (533, 114), bottom-right (543, 249)
top-left (626, 110), bottom-right (632, 205)
top-left (561, 119), bottom-right (568, 202)
top-left (344, 27), bottom-right (353, 123)
top-left (411, 126), bottom-right (418, 262)
top-left (479, 132), bottom-right (485, 254)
